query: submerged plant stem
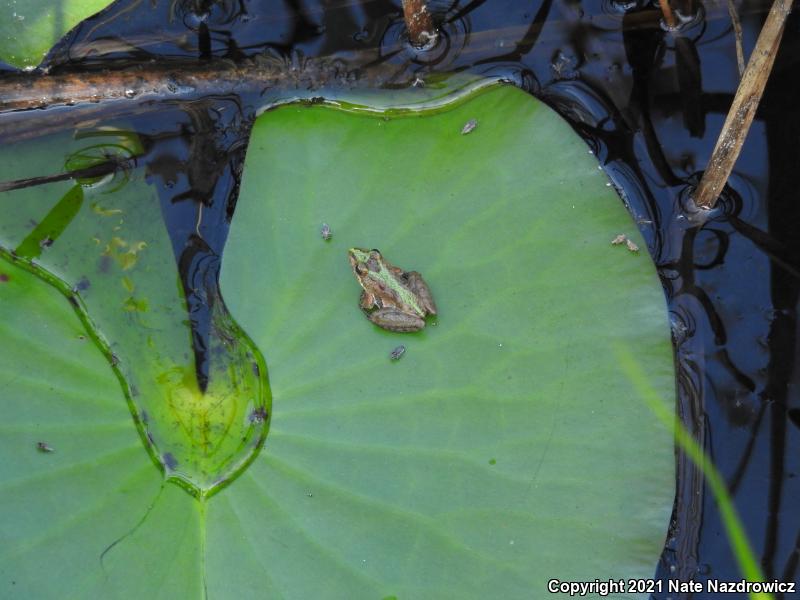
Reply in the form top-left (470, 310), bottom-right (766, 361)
top-left (0, 156), bottom-right (135, 192)
top-left (692, 0), bottom-right (792, 209)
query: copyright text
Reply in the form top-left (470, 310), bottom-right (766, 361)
top-left (547, 578), bottom-right (796, 596)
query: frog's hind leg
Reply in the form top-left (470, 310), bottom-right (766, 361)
top-left (367, 308), bottom-right (425, 332)
top-left (405, 271), bottom-right (437, 315)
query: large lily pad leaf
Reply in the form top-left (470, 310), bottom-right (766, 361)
top-left (0, 84), bottom-right (674, 597)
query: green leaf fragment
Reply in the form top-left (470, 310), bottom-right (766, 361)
top-left (0, 0), bottom-right (115, 68)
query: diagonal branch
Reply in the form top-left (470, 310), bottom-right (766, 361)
top-left (692, 0), bottom-right (792, 209)
top-left (726, 0), bottom-right (746, 77)
top-left (402, 0), bottom-right (437, 48)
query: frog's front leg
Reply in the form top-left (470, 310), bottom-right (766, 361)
top-left (405, 271), bottom-right (437, 315)
top-left (359, 290), bottom-right (376, 310)
top-left (367, 308), bottom-right (425, 332)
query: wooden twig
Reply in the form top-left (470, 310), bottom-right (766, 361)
top-left (402, 0), bottom-right (437, 48)
top-left (0, 54), bottom-right (406, 144)
top-left (692, 0), bottom-right (792, 209)
top-left (658, 0), bottom-right (679, 29)
top-left (0, 54), bottom-right (373, 114)
top-left (726, 0), bottom-right (746, 77)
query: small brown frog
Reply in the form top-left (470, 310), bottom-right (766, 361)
top-left (347, 248), bottom-right (437, 332)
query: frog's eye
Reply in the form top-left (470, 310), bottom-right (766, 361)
top-left (355, 263), bottom-right (369, 276)
top-left (369, 250), bottom-right (381, 259)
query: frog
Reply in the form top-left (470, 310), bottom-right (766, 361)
top-left (347, 248), bottom-right (437, 332)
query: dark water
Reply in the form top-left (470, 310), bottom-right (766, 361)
top-left (2, 0), bottom-right (799, 595)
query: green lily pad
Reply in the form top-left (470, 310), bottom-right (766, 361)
top-left (0, 84), bottom-right (674, 597)
top-left (0, 0), bottom-right (112, 68)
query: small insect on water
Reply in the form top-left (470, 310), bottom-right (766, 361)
top-left (611, 234), bottom-right (627, 245)
top-left (163, 452), bottom-right (178, 470)
top-left (36, 442), bottom-right (54, 453)
top-left (250, 406), bottom-right (269, 423)
top-left (73, 276), bottom-right (90, 292)
top-left (610, 234), bottom-right (640, 253)
top-left (390, 345), bottom-right (406, 360)
top-left (461, 119), bottom-right (478, 135)
top-left (320, 223), bottom-right (332, 241)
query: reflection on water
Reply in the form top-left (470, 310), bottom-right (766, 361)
top-left (1, 0), bottom-right (798, 590)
